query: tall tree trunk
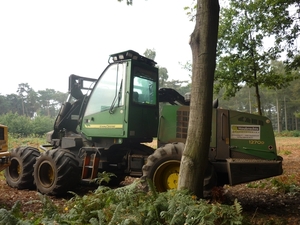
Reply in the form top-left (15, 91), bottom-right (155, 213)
top-left (284, 96), bottom-right (287, 131)
top-left (248, 87), bottom-right (252, 113)
top-left (21, 99), bottom-right (25, 115)
top-left (178, 0), bottom-right (219, 198)
top-left (276, 95), bottom-right (281, 133)
top-left (254, 83), bottom-right (262, 115)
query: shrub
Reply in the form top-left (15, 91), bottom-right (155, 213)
top-left (0, 112), bottom-right (54, 137)
top-left (0, 112), bottom-right (33, 136)
top-left (275, 130), bottom-right (300, 137)
top-left (31, 116), bottom-right (54, 136)
top-left (270, 175), bottom-right (300, 194)
top-left (57, 180), bottom-right (243, 225)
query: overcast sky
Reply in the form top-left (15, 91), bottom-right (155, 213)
top-left (0, 0), bottom-right (194, 95)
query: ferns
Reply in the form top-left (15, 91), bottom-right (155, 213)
top-left (61, 180), bottom-right (243, 225)
top-left (158, 190), bottom-right (243, 225)
top-left (2, 180), bottom-right (244, 224)
top-left (0, 201), bottom-right (23, 225)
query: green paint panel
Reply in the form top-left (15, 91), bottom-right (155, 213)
top-left (229, 111), bottom-right (277, 160)
top-left (128, 105), bottom-right (158, 138)
top-left (82, 106), bottom-right (126, 138)
top-left (158, 105), bottom-right (180, 143)
top-left (158, 105), bottom-right (217, 146)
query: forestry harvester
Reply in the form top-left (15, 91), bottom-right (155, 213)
top-left (5, 50), bottom-right (283, 195)
top-left (0, 124), bottom-right (10, 172)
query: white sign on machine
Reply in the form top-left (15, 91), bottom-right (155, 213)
top-left (231, 125), bottom-right (261, 140)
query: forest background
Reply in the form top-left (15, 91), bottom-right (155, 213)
top-left (0, 52), bottom-right (300, 136)
top-left (1, 0), bottom-right (300, 136)
top-left (0, 61), bottom-right (299, 136)
top-left (0, 58), bottom-right (299, 136)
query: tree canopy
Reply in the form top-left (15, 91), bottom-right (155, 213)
top-left (215, 0), bottom-right (300, 115)
top-left (0, 85), bottom-right (68, 118)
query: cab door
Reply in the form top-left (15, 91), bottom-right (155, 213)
top-left (81, 62), bottom-right (127, 138)
top-left (127, 66), bottom-right (159, 139)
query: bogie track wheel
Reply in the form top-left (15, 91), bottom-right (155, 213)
top-left (154, 160), bottom-right (180, 190)
top-left (142, 143), bottom-right (184, 192)
top-left (142, 142), bottom-right (217, 194)
top-left (33, 149), bottom-right (80, 195)
top-left (5, 147), bottom-right (40, 189)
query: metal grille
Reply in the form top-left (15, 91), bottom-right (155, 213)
top-left (176, 109), bottom-right (189, 139)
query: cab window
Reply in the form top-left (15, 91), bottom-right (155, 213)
top-left (85, 63), bottom-right (126, 116)
top-left (132, 68), bottom-right (157, 105)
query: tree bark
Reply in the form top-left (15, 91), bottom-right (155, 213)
top-left (178, 0), bottom-right (219, 198)
top-left (254, 82), bottom-right (262, 115)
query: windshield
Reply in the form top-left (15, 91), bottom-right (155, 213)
top-left (84, 63), bottom-right (126, 116)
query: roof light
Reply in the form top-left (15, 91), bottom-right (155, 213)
top-left (126, 52), bottom-right (133, 58)
top-left (108, 50), bottom-right (157, 66)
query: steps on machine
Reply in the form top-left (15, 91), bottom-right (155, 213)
top-left (81, 148), bottom-right (101, 181)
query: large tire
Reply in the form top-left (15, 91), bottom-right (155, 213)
top-left (142, 142), bottom-right (217, 193)
top-left (33, 149), bottom-right (80, 195)
top-left (5, 147), bottom-right (40, 189)
top-left (142, 143), bottom-right (184, 191)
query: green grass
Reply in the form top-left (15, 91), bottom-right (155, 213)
top-left (0, 171), bottom-right (4, 180)
top-left (8, 133), bottom-right (46, 150)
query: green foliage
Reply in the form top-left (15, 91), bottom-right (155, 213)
top-left (31, 115), bottom-right (54, 136)
top-left (92, 171), bottom-right (116, 185)
top-left (0, 201), bottom-right (28, 225)
top-left (215, 80), bottom-right (300, 132)
top-left (0, 171), bottom-right (4, 180)
top-left (55, 181), bottom-right (243, 225)
top-left (216, 0), bottom-right (300, 114)
top-left (0, 179), bottom-right (243, 224)
top-left (0, 112), bottom-right (54, 137)
top-left (184, 3), bottom-right (197, 22)
top-left (0, 112), bottom-right (33, 136)
top-left (246, 181), bottom-right (267, 189)
top-left (279, 150), bottom-right (292, 156)
top-left (8, 133), bottom-right (45, 149)
top-left (275, 130), bottom-right (300, 137)
top-left (144, 48), bottom-right (156, 60)
top-left (270, 175), bottom-right (300, 194)
top-left (246, 175), bottom-right (300, 195)
top-left (18, 195), bottom-right (63, 225)
top-left (40, 194), bottom-right (60, 219)
top-left (0, 86), bottom-right (68, 117)
top-left (158, 66), bottom-right (169, 88)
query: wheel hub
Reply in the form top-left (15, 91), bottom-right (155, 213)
top-left (9, 158), bottom-right (21, 181)
top-left (38, 161), bottom-right (54, 188)
top-left (153, 160), bottom-right (180, 191)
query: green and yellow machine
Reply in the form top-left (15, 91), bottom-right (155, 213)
top-left (0, 124), bottom-right (10, 172)
top-left (5, 50), bottom-right (283, 195)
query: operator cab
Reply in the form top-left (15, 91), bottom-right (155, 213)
top-left (80, 50), bottom-right (159, 144)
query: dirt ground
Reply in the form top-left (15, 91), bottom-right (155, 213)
top-left (0, 137), bottom-right (300, 224)
top-left (223, 137), bottom-right (300, 224)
